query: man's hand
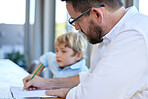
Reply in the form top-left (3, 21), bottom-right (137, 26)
top-left (45, 88), bottom-right (71, 98)
top-left (22, 74), bottom-right (46, 90)
top-left (22, 74), bottom-right (79, 91)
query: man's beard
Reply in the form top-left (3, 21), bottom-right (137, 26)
top-left (81, 20), bottom-right (103, 44)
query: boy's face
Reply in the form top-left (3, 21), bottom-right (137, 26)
top-left (55, 43), bottom-right (80, 69)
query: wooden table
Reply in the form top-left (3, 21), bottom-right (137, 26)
top-left (0, 59), bottom-right (61, 99)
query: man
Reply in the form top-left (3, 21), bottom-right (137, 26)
top-left (23, 0), bottom-right (148, 99)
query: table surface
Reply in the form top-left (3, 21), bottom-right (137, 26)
top-left (0, 59), bottom-right (29, 98)
top-left (0, 59), bottom-right (61, 99)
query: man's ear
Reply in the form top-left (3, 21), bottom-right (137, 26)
top-left (91, 7), bottom-right (104, 24)
top-left (75, 51), bottom-right (83, 61)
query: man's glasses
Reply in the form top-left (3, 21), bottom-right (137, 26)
top-left (68, 5), bottom-right (105, 26)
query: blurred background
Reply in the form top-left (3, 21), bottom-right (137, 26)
top-left (0, 0), bottom-right (147, 72)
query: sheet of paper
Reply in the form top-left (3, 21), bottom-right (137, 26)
top-left (10, 86), bottom-right (58, 98)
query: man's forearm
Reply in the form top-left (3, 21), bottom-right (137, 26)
top-left (44, 75), bottom-right (80, 89)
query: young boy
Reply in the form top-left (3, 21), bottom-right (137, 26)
top-left (32, 32), bottom-right (88, 78)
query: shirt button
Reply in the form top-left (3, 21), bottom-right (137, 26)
top-left (105, 44), bottom-right (107, 47)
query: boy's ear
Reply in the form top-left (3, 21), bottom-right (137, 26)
top-left (75, 51), bottom-right (83, 61)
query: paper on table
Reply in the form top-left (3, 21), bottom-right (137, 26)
top-left (10, 86), bottom-right (58, 98)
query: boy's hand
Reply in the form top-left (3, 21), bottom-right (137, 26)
top-left (45, 88), bottom-right (71, 98)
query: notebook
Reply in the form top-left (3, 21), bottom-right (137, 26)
top-left (10, 86), bottom-right (58, 98)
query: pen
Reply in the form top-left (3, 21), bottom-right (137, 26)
top-left (23, 63), bottom-right (43, 91)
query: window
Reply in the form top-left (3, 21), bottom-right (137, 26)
top-left (29, 0), bottom-right (35, 25)
top-left (139, 0), bottom-right (148, 15)
top-left (55, 0), bottom-right (77, 37)
top-left (56, 0), bottom-right (67, 37)
top-left (0, 0), bottom-right (26, 66)
top-left (0, 0), bottom-right (25, 24)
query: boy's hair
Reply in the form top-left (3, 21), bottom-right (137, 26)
top-left (55, 32), bottom-right (88, 59)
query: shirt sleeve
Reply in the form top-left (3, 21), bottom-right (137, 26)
top-left (39, 53), bottom-right (48, 67)
top-left (39, 52), bottom-right (56, 67)
top-left (66, 32), bottom-right (148, 99)
top-left (79, 71), bottom-right (89, 83)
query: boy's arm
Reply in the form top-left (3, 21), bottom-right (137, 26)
top-left (32, 62), bottom-right (45, 76)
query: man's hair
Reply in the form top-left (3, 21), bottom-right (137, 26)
top-left (55, 32), bottom-right (88, 59)
top-left (61, 0), bottom-right (123, 12)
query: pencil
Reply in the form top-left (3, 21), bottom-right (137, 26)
top-left (30, 63), bottom-right (43, 80)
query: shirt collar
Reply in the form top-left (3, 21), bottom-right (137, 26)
top-left (69, 59), bottom-right (86, 69)
top-left (103, 6), bottom-right (138, 42)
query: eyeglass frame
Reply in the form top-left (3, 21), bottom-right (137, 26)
top-left (68, 5), bottom-right (105, 26)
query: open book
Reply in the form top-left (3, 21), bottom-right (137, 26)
top-left (10, 86), bottom-right (58, 98)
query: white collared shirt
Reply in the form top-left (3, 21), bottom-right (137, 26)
top-left (66, 6), bottom-right (148, 99)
